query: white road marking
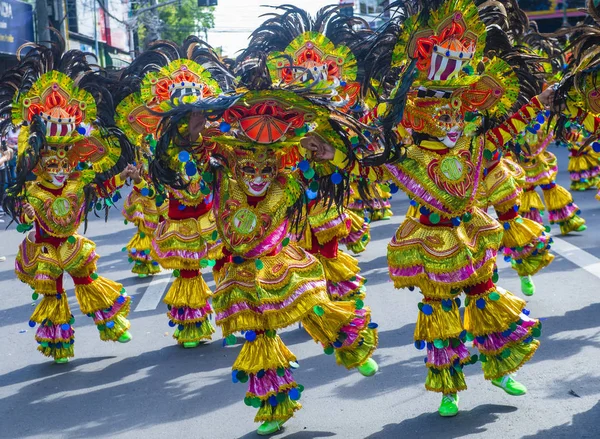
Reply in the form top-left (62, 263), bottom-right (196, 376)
top-left (134, 273), bottom-right (172, 312)
top-left (549, 237), bottom-right (600, 280)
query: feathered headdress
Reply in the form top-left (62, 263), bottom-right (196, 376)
top-left (0, 35), bottom-right (133, 223)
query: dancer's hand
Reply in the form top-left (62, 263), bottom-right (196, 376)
top-left (188, 112), bottom-right (206, 142)
top-left (301, 134), bottom-right (336, 161)
top-left (130, 163), bottom-right (143, 184)
top-left (22, 203), bottom-right (35, 219)
top-left (538, 85), bottom-right (565, 111)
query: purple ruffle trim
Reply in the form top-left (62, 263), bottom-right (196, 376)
top-left (389, 248), bottom-right (497, 284)
top-left (385, 164), bottom-right (449, 214)
top-left (570, 167), bottom-right (600, 181)
top-left (427, 341), bottom-right (470, 367)
top-left (328, 275), bottom-right (364, 300)
top-left (215, 279), bottom-right (326, 323)
top-left (473, 314), bottom-right (537, 352)
top-left (548, 203), bottom-right (578, 223)
top-left (312, 215), bottom-right (347, 235)
top-left (92, 295), bottom-right (128, 324)
top-left (339, 309), bottom-right (367, 348)
top-left (36, 324), bottom-right (74, 341)
top-left (522, 209), bottom-right (544, 225)
top-left (502, 234), bottom-right (550, 260)
top-left (245, 221), bottom-right (287, 259)
top-left (169, 304), bottom-right (212, 322)
top-left (248, 368), bottom-right (295, 397)
top-left (526, 165), bottom-right (558, 185)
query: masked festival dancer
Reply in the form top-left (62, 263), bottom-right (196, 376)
top-left (0, 39), bottom-right (133, 363)
top-left (304, 0), bottom-right (549, 417)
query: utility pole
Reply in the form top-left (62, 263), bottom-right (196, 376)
top-left (562, 0), bottom-right (568, 27)
top-left (35, 0), bottom-right (51, 44)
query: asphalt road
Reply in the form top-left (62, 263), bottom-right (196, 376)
top-left (1, 145), bottom-right (599, 439)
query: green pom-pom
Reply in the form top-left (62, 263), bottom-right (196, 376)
top-left (69, 317), bottom-right (75, 325)
top-left (207, 259), bottom-right (216, 267)
top-left (488, 292), bottom-right (500, 301)
top-left (276, 367), bottom-right (286, 377)
top-left (429, 213), bottom-right (440, 224)
top-left (303, 168), bottom-right (315, 179)
top-left (462, 212), bottom-right (472, 222)
top-left (501, 348), bottom-right (511, 359)
top-left (121, 247), bottom-right (127, 252)
top-left (544, 226), bottom-right (551, 233)
top-left (251, 397), bottom-right (262, 408)
top-left (202, 171), bottom-right (214, 183)
top-left (255, 260), bottom-right (264, 270)
top-left (201, 186), bottom-right (211, 195)
top-left (480, 353), bottom-right (487, 362)
top-left (67, 236), bottom-right (76, 244)
top-left (173, 269), bottom-right (181, 278)
top-left (244, 396), bottom-right (252, 406)
top-left (466, 332), bottom-right (474, 342)
top-left (323, 345), bottom-right (334, 355)
top-left (124, 219), bottom-right (128, 225)
top-left (266, 329), bottom-right (277, 338)
top-left (532, 327), bottom-right (541, 338)
top-left (309, 181), bottom-right (319, 192)
top-left (313, 305), bottom-right (325, 316)
top-left (211, 230), bottom-right (218, 241)
top-left (355, 299), bottom-right (364, 310)
top-left (433, 339), bottom-right (445, 349)
top-left (32, 292), bottom-right (39, 300)
top-left (90, 273), bottom-right (99, 280)
top-left (97, 324), bottom-right (106, 331)
top-left (282, 237), bottom-right (290, 247)
top-left (483, 149), bottom-right (493, 160)
top-left (492, 272), bottom-right (499, 283)
top-left (226, 334), bottom-right (237, 345)
top-left (139, 232), bottom-right (146, 239)
top-left (200, 259), bottom-right (208, 268)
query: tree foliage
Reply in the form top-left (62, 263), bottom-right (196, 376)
top-left (138, 0), bottom-right (215, 48)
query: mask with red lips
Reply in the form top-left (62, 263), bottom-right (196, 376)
top-left (433, 106), bottom-right (464, 148)
top-left (234, 149), bottom-right (279, 197)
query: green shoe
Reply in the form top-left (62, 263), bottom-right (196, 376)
top-left (256, 419), bottom-right (288, 436)
top-left (492, 375), bottom-right (527, 396)
top-left (357, 358), bottom-right (379, 377)
top-left (137, 273), bottom-right (148, 278)
top-left (54, 357), bottom-right (69, 364)
top-left (118, 331), bottom-right (132, 343)
top-left (520, 276), bottom-right (535, 296)
top-left (183, 341), bottom-right (200, 349)
top-left (439, 393), bottom-right (459, 417)
top-left (577, 225), bottom-right (587, 232)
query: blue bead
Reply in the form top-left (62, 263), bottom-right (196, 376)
top-left (426, 342), bottom-right (433, 350)
top-left (140, 187), bottom-right (150, 196)
top-left (389, 184), bottom-right (399, 194)
top-left (476, 335), bottom-right (486, 344)
top-left (117, 296), bottom-right (126, 304)
top-left (28, 320), bottom-right (36, 328)
top-left (106, 321), bottom-right (115, 329)
top-left (424, 357), bottom-right (428, 363)
top-left (298, 160), bottom-right (311, 172)
top-left (56, 294), bottom-right (62, 300)
top-left (306, 189), bottom-right (317, 200)
top-left (455, 298), bottom-right (461, 308)
top-left (414, 340), bottom-right (425, 350)
top-left (333, 341), bottom-right (343, 348)
top-left (245, 330), bottom-right (257, 342)
top-left (233, 256), bottom-right (245, 264)
top-left (177, 308), bottom-right (184, 315)
top-left (77, 126), bottom-right (87, 135)
top-left (476, 298), bottom-right (486, 309)
top-left (442, 299), bottom-right (453, 309)
top-left (593, 142), bottom-right (600, 153)
top-left (330, 172), bottom-right (342, 185)
top-left (421, 304), bottom-right (433, 315)
top-left (178, 151), bottom-right (190, 162)
top-left (289, 388), bottom-right (301, 400)
top-left (409, 199), bottom-right (417, 206)
top-left (536, 114), bottom-right (546, 124)
top-left (219, 121), bottom-right (231, 132)
top-left (178, 324), bottom-right (184, 331)
top-left (231, 370), bottom-right (239, 383)
top-left (340, 80), bottom-right (347, 86)
top-left (368, 322), bottom-right (378, 329)
top-left (523, 308), bottom-right (530, 316)
top-left (257, 369), bottom-right (266, 378)
top-left (503, 222), bottom-right (510, 230)
top-left (61, 323), bottom-right (70, 331)
top-left (185, 162), bottom-right (197, 177)
top-left (269, 395), bottom-right (278, 407)
top-left (419, 206), bottom-right (430, 216)
top-left (56, 342), bottom-right (63, 348)
top-left (451, 217), bottom-right (461, 226)
top-left (178, 204), bottom-right (186, 211)
top-left (502, 328), bottom-right (513, 337)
